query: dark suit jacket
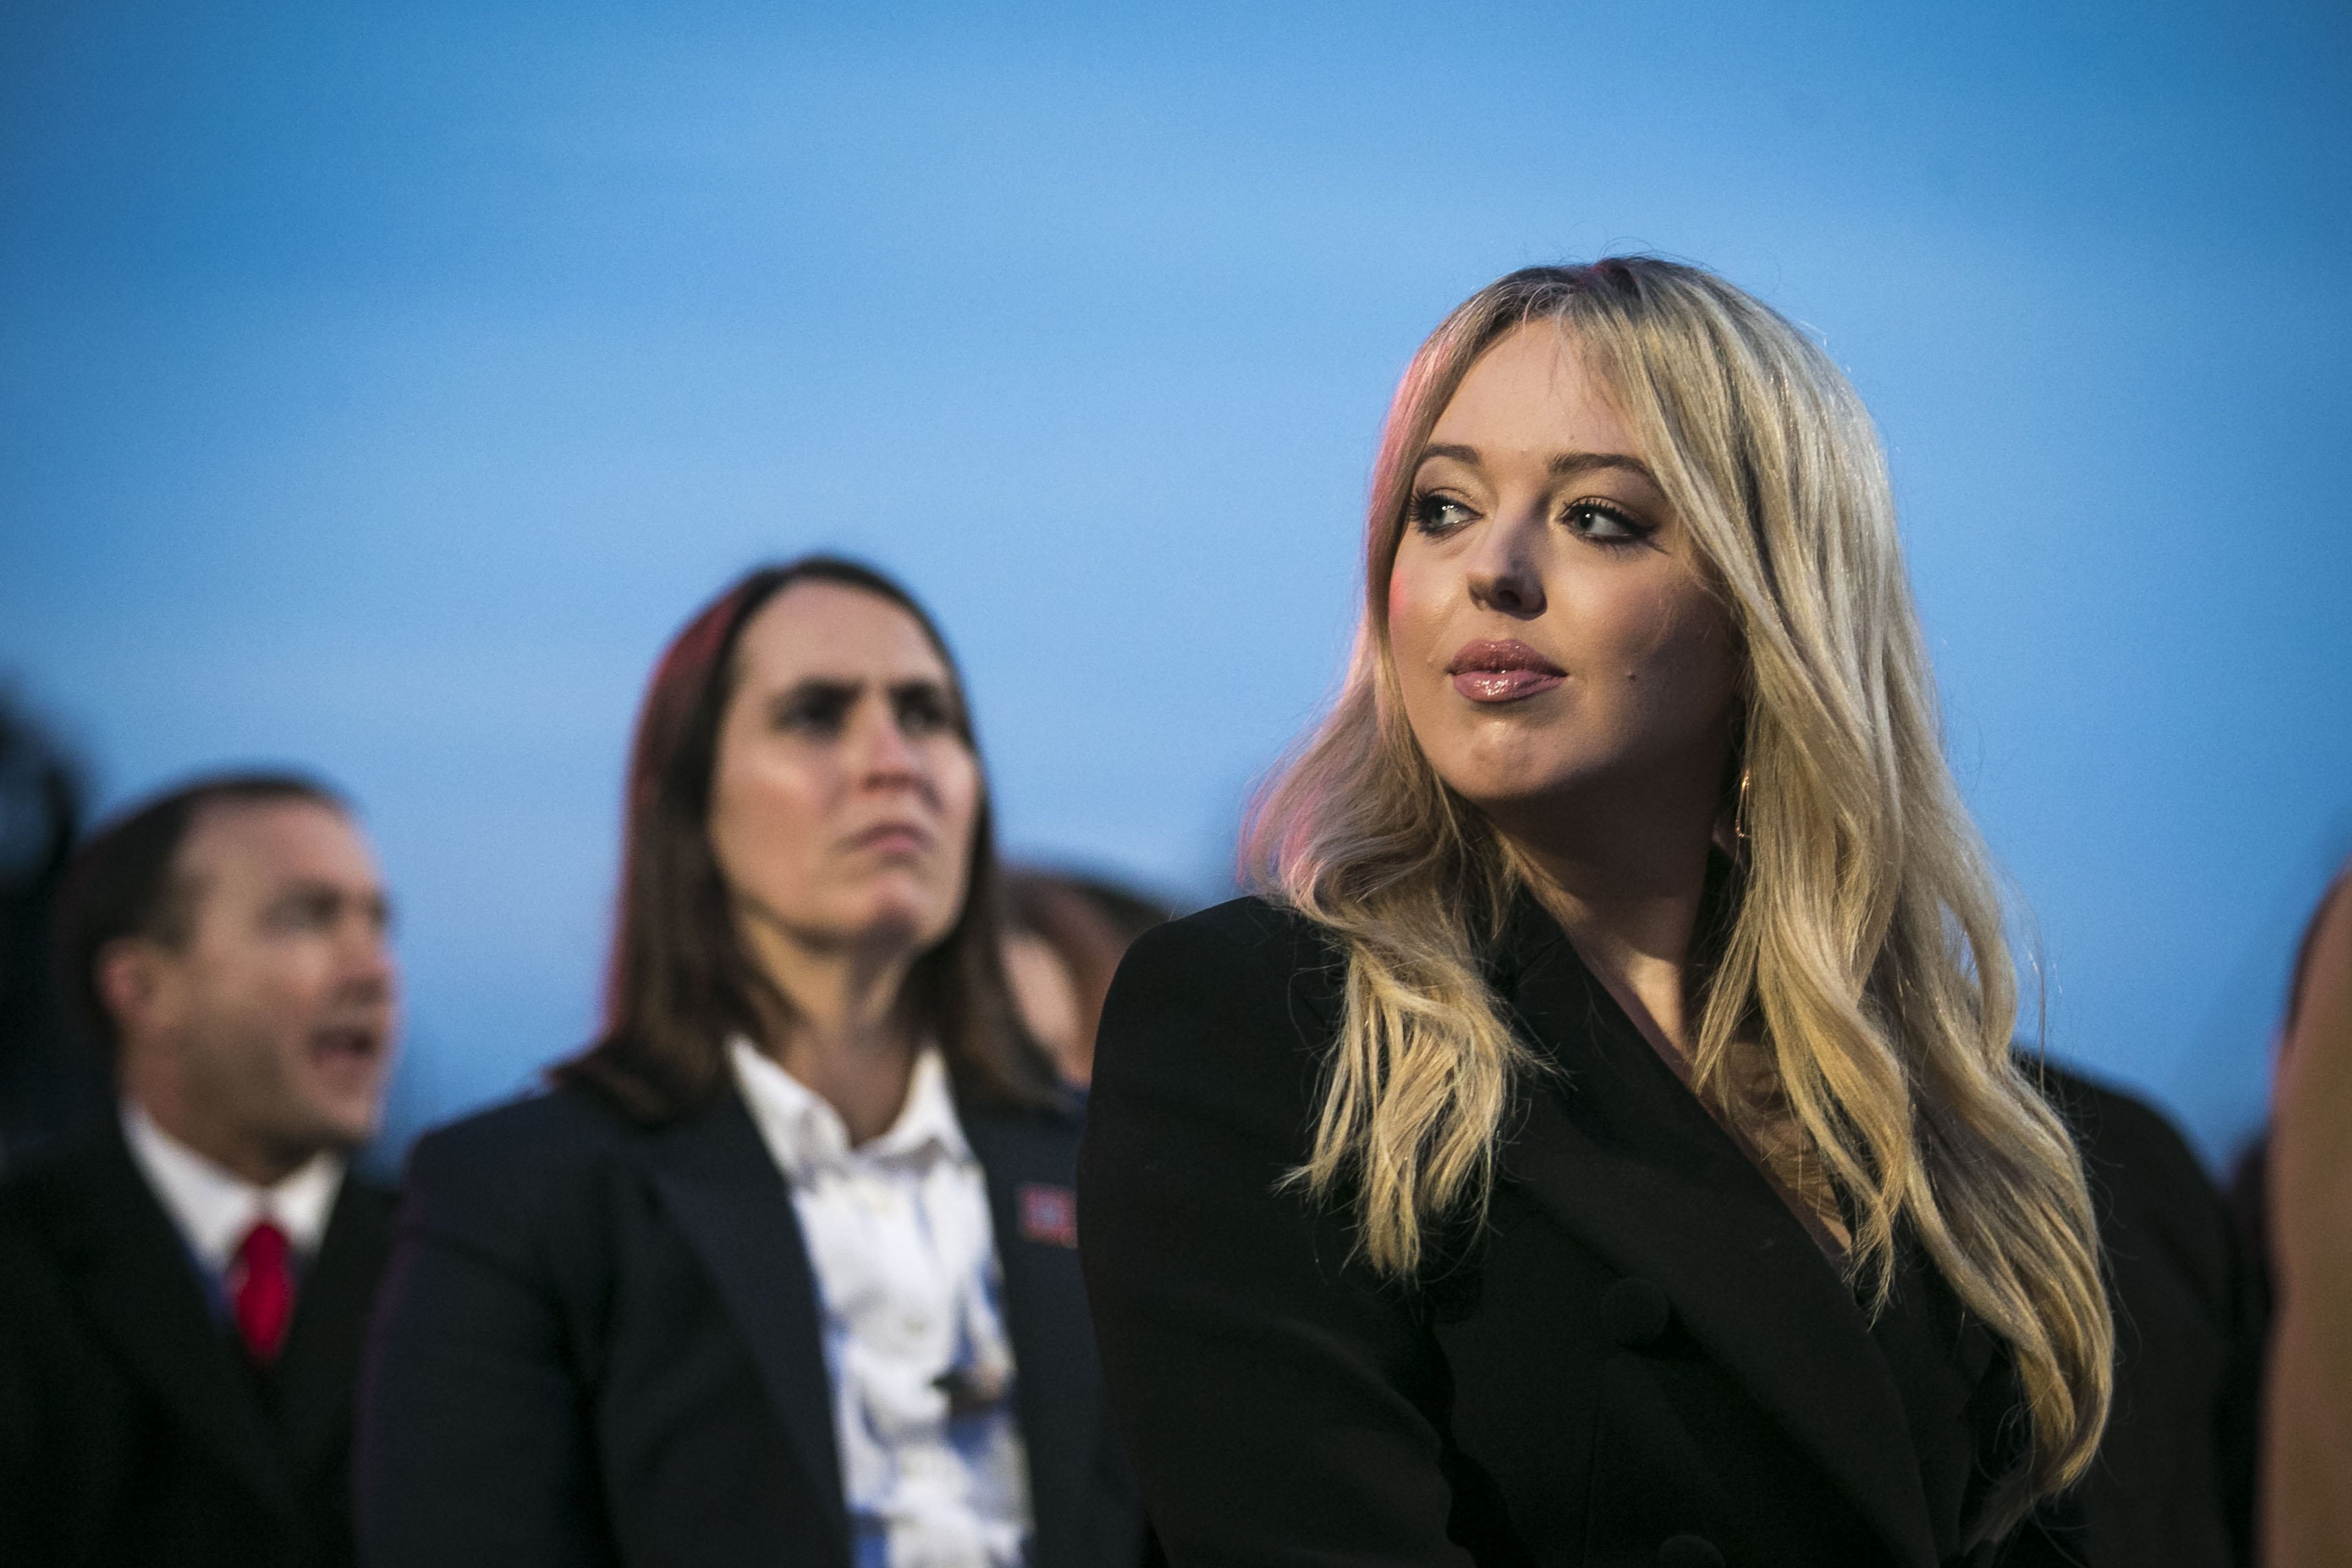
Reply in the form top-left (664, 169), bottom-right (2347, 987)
top-left (2002, 1063), bottom-right (2264, 1568)
top-left (0, 1119), bottom-right (397, 1568)
top-left (1081, 896), bottom-right (2042, 1568)
top-left (356, 1078), bottom-right (1147, 1568)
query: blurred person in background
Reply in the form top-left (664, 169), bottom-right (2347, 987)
top-left (359, 558), bottom-right (1148, 1568)
top-left (2219, 862), bottom-right (2347, 1462)
top-left (0, 773), bottom-right (401, 1568)
top-left (0, 691), bottom-right (100, 1171)
top-left (2043, 859), bottom-right (2352, 1568)
top-left (2002, 1057), bottom-right (2263, 1567)
top-left (1001, 870), bottom-right (1172, 1088)
top-left (2260, 863), bottom-right (2352, 1567)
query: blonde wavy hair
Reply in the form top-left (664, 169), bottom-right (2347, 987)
top-left (1243, 258), bottom-right (2111, 1508)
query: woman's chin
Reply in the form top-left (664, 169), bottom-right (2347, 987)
top-left (1438, 762), bottom-right (1589, 821)
top-left (832, 896), bottom-right (958, 956)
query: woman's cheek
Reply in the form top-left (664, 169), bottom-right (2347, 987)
top-left (949, 758), bottom-right (982, 846)
top-left (1385, 555), bottom-right (1438, 670)
top-left (928, 747), bottom-right (981, 848)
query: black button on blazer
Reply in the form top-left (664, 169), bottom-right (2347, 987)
top-left (1079, 896), bottom-right (2039, 1568)
top-left (356, 1079), bottom-right (1148, 1568)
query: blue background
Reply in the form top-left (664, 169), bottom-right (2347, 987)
top-left (5, 0), bottom-right (2346, 1164)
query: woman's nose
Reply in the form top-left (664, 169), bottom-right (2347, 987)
top-left (1464, 514), bottom-right (1548, 619)
top-left (851, 701), bottom-right (926, 786)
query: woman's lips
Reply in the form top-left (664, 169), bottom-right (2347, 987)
top-left (846, 821), bottom-right (934, 857)
top-left (1446, 639), bottom-right (1565, 703)
top-left (1452, 667), bottom-right (1565, 701)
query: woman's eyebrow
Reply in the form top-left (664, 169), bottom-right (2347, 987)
top-left (769, 677), bottom-right (862, 703)
top-left (1547, 450), bottom-right (1659, 485)
top-left (1414, 443), bottom-right (1659, 488)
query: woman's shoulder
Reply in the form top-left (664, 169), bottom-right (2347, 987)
top-left (1122, 893), bottom-right (1343, 990)
top-left (1095, 896), bottom-right (1348, 1134)
top-left (402, 1080), bottom-right (638, 1211)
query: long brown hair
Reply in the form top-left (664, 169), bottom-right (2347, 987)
top-left (1246, 259), bottom-right (2110, 1516)
top-left (558, 557), bottom-right (1060, 1123)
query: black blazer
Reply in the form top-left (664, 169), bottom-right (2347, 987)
top-left (0, 1118), bottom-right (397, 1568)
top-left (1081, 896), bottom-right (2044, 1568)
top-left (356, 1077), bottom-right (1147, 1568)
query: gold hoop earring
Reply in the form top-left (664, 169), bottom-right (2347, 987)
top-left (1734, 766), bottom-right (1752, 848)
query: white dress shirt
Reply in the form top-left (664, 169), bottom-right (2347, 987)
top-left (730, 1039), bottom-right (1033, 1568)
top-left (120, 1098), bottom-right (344, 1278)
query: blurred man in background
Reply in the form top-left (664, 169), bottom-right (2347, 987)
top-left (0, 774), bottom-right (399, 1568)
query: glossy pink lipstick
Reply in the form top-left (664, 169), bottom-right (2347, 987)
top-left (1446, 639), bottom-right (1565, 703)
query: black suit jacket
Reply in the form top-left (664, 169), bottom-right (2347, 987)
top-left (0, 1119), bottom-right (397, 1568)
top-left (356, 1077), bottom-right (1147, 1568)
top-left (1081, 896), bottom-right (2042, 1568)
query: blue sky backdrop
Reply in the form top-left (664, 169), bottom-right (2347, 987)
top-left (4, 0), bottom-right (2347, 1164)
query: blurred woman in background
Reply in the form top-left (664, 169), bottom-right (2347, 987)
top-left (360, 558), bottom-right (1145, 1568)
top-left (1080, 259), bottom-right (2113, 1567)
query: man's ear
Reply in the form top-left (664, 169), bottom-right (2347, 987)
top-left (96, 936), bottom-right (178, 1046)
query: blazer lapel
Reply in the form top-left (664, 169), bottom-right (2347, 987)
top-left (39, 1128), bottom-right (296, 1520)
top-left (963, 1100), bottom-right (1110, 1568)
top-left (637, 1092), bottom-right (850, 1559)
top-left (272, 1173), bottom-right (395, 1481)
top-left (1495, 910), bottom-right (1940, 1568)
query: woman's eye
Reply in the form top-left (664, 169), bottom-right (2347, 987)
top-left (894, 690), bottom-right (957, 736)
top-left (1563, 500), bottom-right (1648, 545)
top-left (1411, 491), bottom-right (1477, 536)
top-left (775, 694), bottom-right (850, 735)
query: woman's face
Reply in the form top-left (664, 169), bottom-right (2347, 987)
top-left (1386, 322), bottom-right (1741, 846)
top-left (708, 581), bottom-right (982, 960)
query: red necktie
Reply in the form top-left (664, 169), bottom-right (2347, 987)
top-left (228, 1219), bottom-right (294, 1364)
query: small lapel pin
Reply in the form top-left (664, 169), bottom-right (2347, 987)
top-left (1018, 1182), bottom-right (1079, 1248)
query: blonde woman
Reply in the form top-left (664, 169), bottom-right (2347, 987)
top-left (1078, 260), bottom-right (2112, 1568)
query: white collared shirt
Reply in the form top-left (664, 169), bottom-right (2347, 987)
top-left (120, 1098), bottom-right (344, 1276)
top-left (730, 1040), bottom-right (1033, 1568)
